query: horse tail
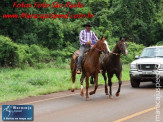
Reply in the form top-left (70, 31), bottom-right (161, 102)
top-left (70, 54), bottom-right (77, 92)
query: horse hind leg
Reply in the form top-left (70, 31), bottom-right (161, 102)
top-left (71, 56), bottom-right (77, 92)
top-left (71, 68), bottom-right (76, 92)
top-left (71, 70), bottom-right (76, 92)
top-left (90, 75), bottom-right (94, 84)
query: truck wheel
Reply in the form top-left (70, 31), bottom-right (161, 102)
top-left (130, 78), bottom-right (140, 88)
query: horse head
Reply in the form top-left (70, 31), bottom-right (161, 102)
top-left (116, 37), bottom-right (128, 56)
top-left (94, 36), bottom-right (110, 54)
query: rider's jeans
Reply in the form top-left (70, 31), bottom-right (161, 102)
top-left (77, 44), bottom-right (91, 68)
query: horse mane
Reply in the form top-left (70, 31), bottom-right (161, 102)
top-left (112, 40), bottom-right (120, 53)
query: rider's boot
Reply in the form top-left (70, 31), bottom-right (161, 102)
top-left (76, 66), bottom-right (81, 74)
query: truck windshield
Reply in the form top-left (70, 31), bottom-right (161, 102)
top-left (140, 48), bottom-right (163, 58)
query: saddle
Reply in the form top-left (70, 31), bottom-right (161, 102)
top-left (73, 49), bottom-right (90, 60)
top-left (73, 49), bottom-right (90, 57)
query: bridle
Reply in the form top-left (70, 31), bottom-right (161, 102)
top-left (94, 41), bottom-right (108, 54)
top-left (110, 41), bottom-right (126, 56)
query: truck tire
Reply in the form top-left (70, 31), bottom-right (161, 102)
top-left (130, 78), bottom-right (140, 88)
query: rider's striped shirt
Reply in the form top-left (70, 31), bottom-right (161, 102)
top-left (79, 29), bottom-right (98, 45)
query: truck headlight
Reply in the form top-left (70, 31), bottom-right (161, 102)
top-left (130, 64), bottom-right (136, 69)
top-left (160, 64), bottom-right (163, 69)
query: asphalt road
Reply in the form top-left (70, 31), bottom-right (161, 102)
top-left (0, 81), bottom-right (162, 122)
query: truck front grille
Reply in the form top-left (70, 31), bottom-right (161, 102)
top-left (137, 64), bottom-right (158, 70)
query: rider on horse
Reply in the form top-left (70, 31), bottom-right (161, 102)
top-left (76, 22), bottom-right (99, 74)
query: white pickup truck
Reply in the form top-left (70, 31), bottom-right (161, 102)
top-left (130, 46), bottom-right (163, 87)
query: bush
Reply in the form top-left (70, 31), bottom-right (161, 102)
top-left (0, 36), bottom-right (53, 68)
top-left (121, 42), bottom-right (145, 64)
top-left (51, 42), bottom-right (76, 62)
top-left (28, 45), bottom-right (51, 63)
top-left (16, 44), bottom-right (31, 68)
top-left (156, 41), bottom-right (163, 46)
top-left (0, 35), bottom-right (19, 67)
top-left (17, 44), bottom-right (52, 68)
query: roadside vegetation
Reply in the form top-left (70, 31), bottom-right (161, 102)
top-left (0, 64), bottom-right (129, 103)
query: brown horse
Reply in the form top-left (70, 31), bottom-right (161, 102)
top-left (70, 37), bottom-right (110, 100)
top-left (101, 37), bottom-right (128, 98)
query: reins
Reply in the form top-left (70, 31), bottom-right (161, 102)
top-left (95, 48), bottom-right (102, 53)
top-left (110, 52), bottom-right (120, 56)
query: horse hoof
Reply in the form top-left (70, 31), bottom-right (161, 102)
top-left (71, 89), bottom-right (75, 92)
top-left (109, 95), bottom-right (113, 99)
top-left (105, 90), bottom-right (108, 95)
top-left (116, 92), bottom-right (120, 96)
top-left (86, 97), bottom-right (89, 101)
top-left (80, 93), bottom-right (84, 96)
top-left (89, 91), bottom-right (95, 95)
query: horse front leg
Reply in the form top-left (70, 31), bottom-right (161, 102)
top-left (80, 73), bottom-right (85, 96)
top-left (85, 75), bottom-right (89, 100)
top-left (89, 73), bottom-right (98, 95)
top-left (116, 72), bottom-right (122, 96)
top-left (102, 70), bottom-right (108, 95)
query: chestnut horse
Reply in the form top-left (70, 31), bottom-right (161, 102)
top-left (70, 37), bottom-right (110, 100)
top-left (101, 37), bottom-right (128, 98)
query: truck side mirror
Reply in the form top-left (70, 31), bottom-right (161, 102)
top-left (135, 55), bottom-right (139, 59)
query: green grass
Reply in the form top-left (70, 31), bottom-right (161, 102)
top-left (0, 64), bottom-right (130, 103)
